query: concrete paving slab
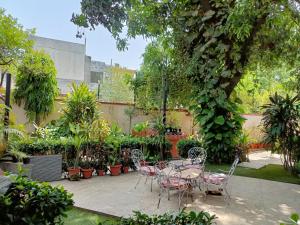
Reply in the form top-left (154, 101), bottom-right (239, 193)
top-left (52, 172), bottom-right (300, 225)
top-left (239, 151), bottom-right (282, 169)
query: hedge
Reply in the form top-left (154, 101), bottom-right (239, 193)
top-left (16, 136), bottom-right (172, 159)
top-left (177, 139), bottom-right (202, 158)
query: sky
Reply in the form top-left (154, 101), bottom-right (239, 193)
top-left (0, 0), bottom-right (148, 70)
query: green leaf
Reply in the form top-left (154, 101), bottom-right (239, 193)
top-left (214, 116), bottom-right (225, 125)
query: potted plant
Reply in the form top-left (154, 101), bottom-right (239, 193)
top-left (94, 159), bottom-right (107, 176)
top-left (109, 151), bottom-right (121, 176)
top-left (80, 158), bottom-right (94, 179)
top-left (121, 148), bottom-right (131, 174)
top-left (67, 124), bottom-right (85, 181)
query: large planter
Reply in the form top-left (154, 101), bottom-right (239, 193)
top-left (166, 134), bottom-right (187, 159)
top-left (29, 155), bottom-right (62, 182)
top-left (110, 164), bottom-right (122, 176)
top-left (123, 166), bottom-right (129, 174)
top-left (0, 162), bottom-right (32, 178)
top-left (81, 168), bottom-right (93, 179)
top-left (68, 167), bottom-right (81, 181)
top-left (97, 169), bottom-right (105, 176)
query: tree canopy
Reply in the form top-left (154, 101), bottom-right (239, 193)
top-left (0, 8), bottom-right (33, 69)
top-left (73, 0), bottom-right (300, 162)
top-left (13, 50), bottom-right (58, 125)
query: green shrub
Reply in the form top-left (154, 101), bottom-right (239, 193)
top-left (177, 139), bottom-right (202, 158)
top-left (120, 136), bottom-right (172, 159)
top-left (0, 175), bottom-right (73, 225)
top-left (120, 210), bottom-right (216, 225)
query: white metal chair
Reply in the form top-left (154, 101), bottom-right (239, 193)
top-left (187, 147), bottom-right (207, 167)
top-left (131, 149), bottom-right (157, 192)
top-left (156, 163), bottom-right (192, 210)
top-left (203, 157), bottom-right (239, 202)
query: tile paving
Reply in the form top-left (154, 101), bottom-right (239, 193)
top-left (52, 172), bottom-right (300, 225)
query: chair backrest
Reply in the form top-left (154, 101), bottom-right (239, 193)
top-left (131, 149), bottom-right (144, 169)
top-left (188, 147), bottom-right (207, 165)
top-left (228, 157), bottom-right (239, 178)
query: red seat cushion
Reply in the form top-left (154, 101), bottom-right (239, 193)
top-left (140, 166), bottom-right (156, 176)
top-left (161, 178), bottom-right (188, 189)
top-left (204, 173), bottom-right (226, 185)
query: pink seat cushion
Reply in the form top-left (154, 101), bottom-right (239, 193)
top-left (140, 166), bottom-right (156, 176)
top-left (204, 173), bottom-right (227, 185)
top-left (161, 178), bottom-right (188, 189)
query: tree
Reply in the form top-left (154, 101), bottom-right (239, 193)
top-left (72, 0), bottom-right (300, 162)
top-left (0, 8), bottom-right (33, 68)
top-left (133, 39), bottom-right (192, 111)
top-left (13, 50), bottom-right (58, 125)
top-left (100, 65), bottom-right (134, 103)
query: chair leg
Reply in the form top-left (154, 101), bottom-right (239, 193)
top-left (144, 176), bottom-right (148, 184)
top-left (150, 177), bottom-right (153, 192)
top-left (168, 189), bottom-right (170, 200)
top-left (178, 190), bottom-right (186, 211)
top-left (135, 175), bottom-right (142, 189)
top-left (157, 188), bottom-right (163, 209)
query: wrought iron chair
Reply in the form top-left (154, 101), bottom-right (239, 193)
top-left (203, 157), bottom-right (239, 202)
top-left (187, 147), bottom-right (207, 168)
top-left (131, 149), bottom-right (157, 192)
top-left (156, 163), bottom-right (192, 210)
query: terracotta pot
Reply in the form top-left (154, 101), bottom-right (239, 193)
top-left (123, 166), bottom-right (129, 174)
top-left (81, 168), bottom-right (93, 179)
top-left (97, 169), bottom-right (105, 176)
top-left (68, 167), bottom-right (81, 180)
top-left (110, 164), bottom-right (122, 176)
top-left (140, 160), bottom-right (149, 166)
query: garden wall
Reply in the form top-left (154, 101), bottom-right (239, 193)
top-left (9, 98), bottom-right (264, 139)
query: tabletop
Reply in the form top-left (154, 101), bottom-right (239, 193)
top-left (161, 167), bottom-right (202, 180)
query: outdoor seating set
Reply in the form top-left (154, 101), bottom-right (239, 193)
top-left (131, 148), bottom-right (239, 209)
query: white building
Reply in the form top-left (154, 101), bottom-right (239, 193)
top-left (31, 36), bottom-right (110, 94)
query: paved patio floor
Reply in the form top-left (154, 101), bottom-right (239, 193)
top-left (52, 172), bottom-right (300, 225)
top-left (239, 151), bottom-right (282, 169)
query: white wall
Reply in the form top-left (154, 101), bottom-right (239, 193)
top-left (32, 36), bottom-right (86, 81)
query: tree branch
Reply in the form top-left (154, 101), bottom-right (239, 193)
top-left (223, 13), bottom-right (269, 97)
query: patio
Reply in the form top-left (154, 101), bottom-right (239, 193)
top-left (52, 172), bottom-right (300, 225)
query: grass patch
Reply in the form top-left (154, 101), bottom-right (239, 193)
top-left (63, 208), bottom-right (119, 225)
top-left (206, 164), bottom-right (300, 185)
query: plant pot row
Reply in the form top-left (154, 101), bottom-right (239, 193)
top-left (248, 143), bottom-right (271, 149)
top-left (67, 165), bottom-right (129, 180)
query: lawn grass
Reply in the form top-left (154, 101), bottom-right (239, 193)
top-left (63, 208), bottom-right (119, 225)
top-left (206, 164), bottom-right (300, 185)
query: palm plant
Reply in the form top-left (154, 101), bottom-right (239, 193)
top-left (0, 103), bottom-right (26, 160)
top-left (63, 82), bottom-right (98, 125)
top-left (261, 93), bottom-right (300, 173)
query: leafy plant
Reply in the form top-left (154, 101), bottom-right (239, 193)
top-left (63, 82), bottom-right (98, 125)
top-left (124, 106), bottom-right (137, 133)
top-left (133, 121), bottom-right (149, 132)
top-left (13, 50), bottom-right (58, 125)
top-left (0, 175), bottom-right (73, 225)
top-left (177, 139), bottom-right (202, 158)
top-left (262, 93), bottom-right (300, 174)
top-left (89, 119), bottom-right (111, 143)
top-left (280, 213), bottom-right (299, 225)
top-left (69, 123), bottom-right (87, 168)
top-left (120, 210), bottom-right (216, 225)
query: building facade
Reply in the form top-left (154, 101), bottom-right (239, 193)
top-left (31, 35), bottom-right (111, 94)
